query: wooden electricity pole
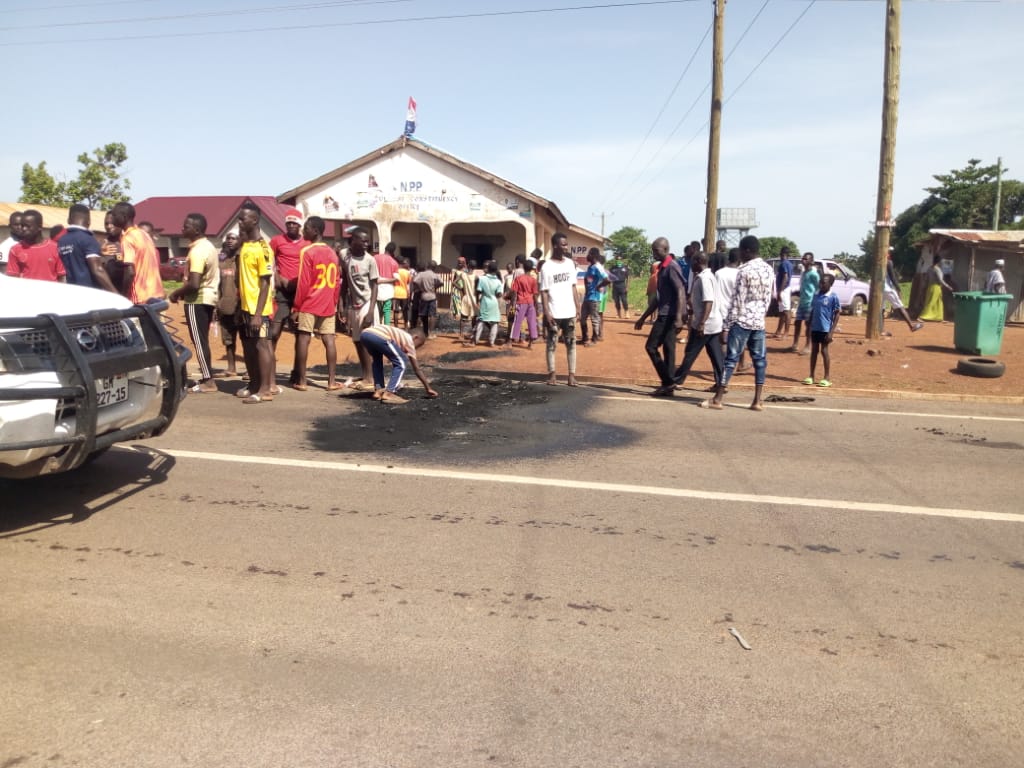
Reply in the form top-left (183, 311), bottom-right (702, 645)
top-left (867, 0), bottom-right (901, 340)
top-left (703, 0), bottom-right (725, 253)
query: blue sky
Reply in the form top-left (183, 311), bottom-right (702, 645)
top-left (2, 0), bottom-right (1022, 260)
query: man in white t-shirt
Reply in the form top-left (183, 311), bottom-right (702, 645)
top-left (672, 251), bottom-right (724, 390)
top-left (539, 232), bottom-right (582, 386)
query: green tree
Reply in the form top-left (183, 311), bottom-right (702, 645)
top-left (756, 236), bottom-right (800, 260)
top-left (19, 160), bottom-right (68, 206)
top-left (607, 225), bottom-right (651, 277)
top-left (20, 142), bottom-right (132, 209)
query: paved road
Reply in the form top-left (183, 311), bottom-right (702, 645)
top-left (2, 382), bottom-right (1022, 767)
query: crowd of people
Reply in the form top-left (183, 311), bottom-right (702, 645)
top-left (4, 204), bottom-right (1010, 407)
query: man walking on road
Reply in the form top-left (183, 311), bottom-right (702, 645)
top-left (672, 252), bottom-right (724, 391)
top-left (705, 235), bottom-right (773, 412)
top-left (635, 237), bottom-right (686, 396)
top-left (540, 232), bottom-right (582, 386)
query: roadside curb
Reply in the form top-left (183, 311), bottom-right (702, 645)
top-left (432, 365), bottom-right (1024, 406)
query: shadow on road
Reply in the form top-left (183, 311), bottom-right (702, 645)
top-left (0, 446), bottom-right (176, 538)
top-left (305, 375), bottom-right (638, 461)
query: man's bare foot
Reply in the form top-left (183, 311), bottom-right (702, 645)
top-left (750, 401), bottom-right (764, 411)
top-left (545, 374), bottom-right (558, 386)
top-left (381, 391), bottom-right (407, 403)
top-left (567, 374), bottom-right (579, 387)
top-left (797, 347), bottom-right (809, 356)
top-left (700, 399), bottom-right (723, 410)
top-left (372, 389), bottom-right (384, 400)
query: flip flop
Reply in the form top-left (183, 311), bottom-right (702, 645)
top-left (326, 383), bottom-right (344, 391)
top-left (269, 385), bottom-right (283, 395)
top-left (292, 383), bottom-right (308, 391)
top-left (802, 377), bottom-right (814, 385)
top-left (234, 388), bottom-right (251, 399)
top-left (818, 379), bottom-right (832, 388)
top-left (699, 399), bottom-right (723, 410)
top-left (241, 394), bottom-right (264, 404)
top-left (189, 384), bottom-right (217, 394)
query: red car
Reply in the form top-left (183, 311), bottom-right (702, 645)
top-left (159, 256), bottom-right (187, 282)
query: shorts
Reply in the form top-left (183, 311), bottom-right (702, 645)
top-left (795, 305), bottom-right (812, 322)
top-left (418, 299), bottom-right (437, 318)
top-left (811, 330), bottom-right (832, 344)
top-left (240, 312), bottom-right (271, 339)
top-left (297, 312), bottom-right (336, 335)
top-left (271, 299), bottom-right (292, 325)
top-left (218, 311), bottom-right (240, 347)
top-left (778, 289), bottom-right (792, 312)
top-left (347, 304), bottom-right (379, 341)
top-left (884, 282), bottom-right (904, 309)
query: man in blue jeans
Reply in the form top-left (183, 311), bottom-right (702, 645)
top-left (705, 235), bottom-right (774, 412)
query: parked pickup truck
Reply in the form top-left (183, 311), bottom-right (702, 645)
top-left (771, 258), bottom-right (872, 316)
top-left (0, 275), bottom-right (190, 479)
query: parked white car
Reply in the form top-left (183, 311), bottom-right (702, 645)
top-left (773, 259), bottom-right (872, 316)
top-left (0, 275), bottom-right (190, 479)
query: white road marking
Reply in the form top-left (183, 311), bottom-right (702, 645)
top-left (596, 395), bottom-right (1024, 423)
top-left (159, 448), bottom-right (1022, 524)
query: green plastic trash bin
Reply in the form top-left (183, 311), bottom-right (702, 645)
top-left (952, 292), bottom-right (1013, 356)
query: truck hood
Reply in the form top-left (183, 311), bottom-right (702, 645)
top-left (0, 274), bottom-right (133, 316)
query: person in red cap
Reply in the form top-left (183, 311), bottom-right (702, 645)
top-left (269, 207), bottom-right (310, 385)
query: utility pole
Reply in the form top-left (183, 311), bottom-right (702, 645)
top-left (866, 0), bottom-right (900, 341)
top-left (593, 211), bottom-right (613, 239)
top-left (993, 156), bottom-right (1003, 230)
top-left (703, 0), bottom-right (725, 254)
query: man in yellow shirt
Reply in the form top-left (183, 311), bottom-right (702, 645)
top-left (169, 213), bottom-right (221, 392)
top-left (235, 201), bottom-right (276, 403)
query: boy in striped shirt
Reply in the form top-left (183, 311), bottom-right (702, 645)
top-left (358, 324), bottom-right (439, 403)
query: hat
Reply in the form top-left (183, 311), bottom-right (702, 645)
top-left (995, 259), bottom-right (1005, 267)
top-left (284, 208), bottom-right (303, 224)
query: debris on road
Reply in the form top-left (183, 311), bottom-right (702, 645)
top-left (728, 627), bottom-right (752, 650)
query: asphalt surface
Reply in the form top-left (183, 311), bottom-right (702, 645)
top-left (2, 379), bottom-right (1023, 767)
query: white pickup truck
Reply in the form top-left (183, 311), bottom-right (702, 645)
top-left (773, 259), bottom-right (872, 316)
top-left (0, 275), bottom-right (190, 479)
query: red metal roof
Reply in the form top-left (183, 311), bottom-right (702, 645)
top-left (134, 196), bottom-right (338, 238)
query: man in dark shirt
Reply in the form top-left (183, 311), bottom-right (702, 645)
top-left (57, 204), bottom-right (119, 292)
top-left (609, 257), bottom-right (630, 318)
top-left (635, 237), bottom-right (687, 396)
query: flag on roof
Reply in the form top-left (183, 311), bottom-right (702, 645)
top-left (404, 96), bottom-right (416, 137)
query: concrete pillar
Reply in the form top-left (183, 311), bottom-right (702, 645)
top-left (432, 222), bottom-right (447, 268)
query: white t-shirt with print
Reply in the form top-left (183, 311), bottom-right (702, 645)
top-left (539, 257), bottom-right (578, 320)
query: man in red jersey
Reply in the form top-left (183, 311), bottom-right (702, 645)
top-left (290, 216), bottom-right (342, 392)
top-left (6, 210), bottom-right (66, 282)
top-left (269, 207), bottom-right (309, 383)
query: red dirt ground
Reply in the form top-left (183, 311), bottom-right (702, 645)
top-left (167, 304), bottom-right (1022, 402)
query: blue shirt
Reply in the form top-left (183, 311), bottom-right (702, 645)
top-left (57, 225), bottom-right (102, 288)
top-left (584, 263), bottom-right (605, 302)
top-left (810, 291), bottom-right (841, 333)
top-left (776, 257), bottom-right (793, 292)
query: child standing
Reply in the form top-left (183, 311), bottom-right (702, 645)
top-left (804, 273), bottom-right (840, 388)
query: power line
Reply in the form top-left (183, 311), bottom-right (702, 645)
top-left (605, 0), bottom-right (771, 209)
top-left (3, 0), bottom-right (413, 32)
top-left (0, 1), bottom-right (696, 47)
top-left (634, 0), bottom-right (818, 200)
top-left (598, 18), bottom-right (712, 211)
top-left (8, 0), bottom-right (159, 12)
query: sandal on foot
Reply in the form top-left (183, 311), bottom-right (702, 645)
top-left (241, 393), bottom-right (264, 404)
top-left (818, 379), bottom-right (832, 388)
top-left (802, 377), bottom-right (814, 385)
top-left (234, 388), bottom-right (251, 399)
top-left (292, 383), bottom-right (308, 391)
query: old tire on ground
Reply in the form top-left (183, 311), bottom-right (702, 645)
top-left (849, 295), bottom-right (865, 316)
top-left (956, 357), bottom-right (1005, 378)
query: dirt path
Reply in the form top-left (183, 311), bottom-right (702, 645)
top-left (168, 304), bottom-right (1022, 400)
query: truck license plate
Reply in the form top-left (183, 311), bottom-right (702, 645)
top-left (96, 374), bottom-right (128, 407)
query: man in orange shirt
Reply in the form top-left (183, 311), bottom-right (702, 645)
top-left (109, 201), bottom-right (164, 304)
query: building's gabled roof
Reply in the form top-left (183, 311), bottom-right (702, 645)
top-left (133, 196), bottom-right (296, 237)
top-left (0, 201), bottom-right (106, 233)
top-left (568, 223), bottom-right (606, 244)
top-left (922, 229), bottom-right (1024, 252)
top-left (277, 136), bottom-right (572, 228)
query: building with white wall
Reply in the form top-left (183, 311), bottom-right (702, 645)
top-left (277, 136), bottom-right (603, 269)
